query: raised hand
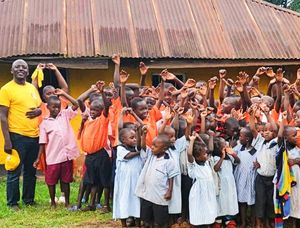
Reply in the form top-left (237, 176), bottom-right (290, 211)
top-left (219, 69), bottom-right (227, 78)
top-left (183, 110), bottom-right (195, 124)
top-left (139, 62), bottom-right (149, 75)
top-left (160, 69), bottom-right (176, 81)
top-left (180, 87), bottom-right (189, 99)
top-left (200, 109), bottom-right (208, 118)
top-left (184, 79), bottom-right (196, 88)
top-left (96, 81), bottom-right (105, 92)
top-left (54, 88), bottom-right (64, 96)
top-left (120, 70), bottom-right (129, 84)
top-left (208, 77), bottom-right (218, 89)
top-left (237, 71), bottom-right (249, 85)
top-left (164, 107), bottom-right (173, 121)
top-left (37, 63), bottom-right (46, 70)
top-left (282, 111), bottom-right (287, 120)
top-left (46, 63), bottom-right (58, 71)
top-left (225, 147), bottom-right (235, 156)
top-left (255, 67), bottom-right (267, 76)
top-left (142, 125), bottom-right (148, 135)
top-left (112, 54), bottom-right (121, 65)
top-left (266, 67), bottom-right (275, 78)
top-left (234, 80), bottom-right (243, 93)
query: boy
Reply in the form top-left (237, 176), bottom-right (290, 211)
top-left (76, 81), bottom-right (112, 212)
top-left (136, 131), bottom-right (180, 228)
top-left (33, 89), bottom-right (79, 208)
top-left (249, 105), bottom-right (278, 228)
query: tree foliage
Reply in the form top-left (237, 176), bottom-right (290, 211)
top-left (265, 0), bottom-right (300, 12)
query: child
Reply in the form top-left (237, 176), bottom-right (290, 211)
top-left (113, 128), bottom-right (143, 227)
top-left (278, 112), bottom-right (300, 227)
top-left (187, 132), bottom-right (217, 226)
top-left (234, 127), bottom-right (257, 228)
top-left (76, 81), bottom-right (111, 212)
top-left (213, 137), bottom-right (240, 227)
top-left (250, 105), bottom-right (278, 228)
top-left (135, 133), bottom-right (179, 228)
top-left (33, 90), bottom-right (79, 208)
top-left (159, 107), bottom-right (192, 224)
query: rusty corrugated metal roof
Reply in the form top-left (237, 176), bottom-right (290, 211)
top-left (0, 0), bottom-right (300, 59)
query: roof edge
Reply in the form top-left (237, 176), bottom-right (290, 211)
top-left (251, 0), bottom-right (300, 17)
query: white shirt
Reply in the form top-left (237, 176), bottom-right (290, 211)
top-left (135, 148), bottom-right (180, 205)
top-left (255, 134), bottom-right (278, 177)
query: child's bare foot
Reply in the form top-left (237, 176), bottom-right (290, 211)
top-left (50, 203), bottom-right (57, 209)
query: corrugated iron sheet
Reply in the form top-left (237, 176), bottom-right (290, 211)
top-left (0, 0), bottom-right (300, 59)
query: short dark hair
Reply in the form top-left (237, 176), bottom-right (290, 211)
top-left (47, 95), bottom-right (60, 105)
top-left (130, 97), bottom-right (145, 110)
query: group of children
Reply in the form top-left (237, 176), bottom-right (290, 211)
top-left (32, 58), bottom-right (300, 228)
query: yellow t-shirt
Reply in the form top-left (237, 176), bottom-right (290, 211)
top-left (0, 80), bottom-right (42, 137)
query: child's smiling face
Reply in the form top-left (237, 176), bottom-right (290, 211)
top-left (122, 130), bottom-right (137, 147)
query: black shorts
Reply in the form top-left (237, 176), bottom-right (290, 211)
top-left (141, 198), bottom-right (169, 226)
top-left (255, 174), bottom-right (275, 219)
top-left (83, 149), bottom-right (112, 187)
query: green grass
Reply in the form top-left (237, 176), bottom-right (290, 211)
top-left (0, 177), bottom-right (116, 227)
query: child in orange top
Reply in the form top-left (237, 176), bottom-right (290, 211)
top-left (120, 70), bottom-right (159, 147)
top-left (74, 81), bottom-right (112, 212)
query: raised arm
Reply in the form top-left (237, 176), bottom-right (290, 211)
top-left (158, 107), bottom-right (173, 134)
top-left (140, 125), bottom-right (148, 151)
top-left (139, 62), bottom-right (148, 87)
top-left (0, 106), bottom-right (12, 153)
top-left (187, 133), bottom-right (197, 163)
top-left (208, 77), bottom-right (217, 109)
top-left (77, 85), bottom-right (98, 112)
top-left (155, 78), bottom-right (164, 109)
top-left (249, 106), bottom-right (258, 139)
top-left (214, 147), bottom-right (225, 172)
top-left (96, 81), bottom-right (111, 118)
top-left (54, 89), bottom-right (78, 110)
top-left (218, 69), bottom-right (226, 103)
top-left (112, 54), bottom-right (121, 88)
top-left (47, 63), bottom-right (68, 93)
top-left (120, 70), bottom-right (129, 107)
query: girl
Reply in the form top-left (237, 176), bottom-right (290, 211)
top-left (213, 137), bottom-right (240, 228)
top-left (187, 132), bottom-right (217, 226)
top-left (113, 128), bottom-right (143, 227)
top-left (234, 127), bottom-right (257, 228)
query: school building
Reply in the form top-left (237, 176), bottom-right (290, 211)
top-left (0, 0), bottom-right (300, 174)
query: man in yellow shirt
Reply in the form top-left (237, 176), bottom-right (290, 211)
top-left (0, 59), bottom-right (42, 210)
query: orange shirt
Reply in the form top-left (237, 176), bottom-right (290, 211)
top-left (80, 115), bottom-right (109, 154)
top-left (110, 98), bottom-right (122, 147)
top-left (123, 113), bottom-right (158, 147)
top-left (149, 106), bottom-right (162, 122)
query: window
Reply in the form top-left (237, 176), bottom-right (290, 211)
top-left (27, 66), bottom-right (68, 101)
top-left (151, 73), bottom-right (186, 88)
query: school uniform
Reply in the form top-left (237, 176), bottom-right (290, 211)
top-left (39, 107), bottom-right (80, 185)
top-left (80, 114), bottom-right (111, 187)
top-left (254, 134), bottom-right (278, 219)
top-left (167, 136), bottom-right (188, 214)
top-left (213, 156), bottom-right (239, 217)
top-left (187, 160), bottom-right (217, 226)
top-left (135, 148), bottom-right (179, 226)
top-left (113, 145), bottom-right (143, 219)
top-left (287, 146), bottom-right (300, 219)
top-left (234, 143), bottom-right (257, 205)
